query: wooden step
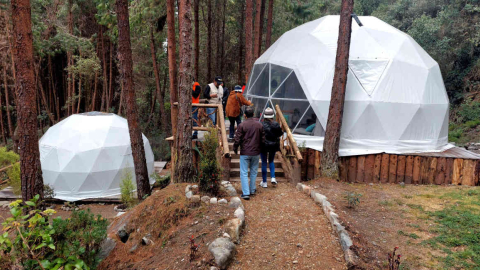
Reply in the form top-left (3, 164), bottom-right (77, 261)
top-left (230, 159), bottom-right (282, 168)
top-left (230, 167), bottom-right (284, 177)
top-left (229, 177), bottom-right (288, 182)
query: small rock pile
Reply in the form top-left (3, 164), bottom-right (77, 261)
top-left (465, 142), bottom-right (480, 152)
top-left (60, 203), bottom-right (84, 211)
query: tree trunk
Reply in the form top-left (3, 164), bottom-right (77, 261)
top-left (118, 80), bottom-right (124, 115)
top-left (11, 0), bottom-right (44, 201)
top-left (115, 0), bottom-right (151, 199)
top-left (194, 0), bottom-right (200, 80)
top-left (257, 0), bottom-right (266, 56)
top-left (3, 67), bottom-right (13, 138)
top-left (0, 68), bottom-right (6, 145)
top-left (108, 41), bottom-right (113, 111)
top-left (77, 74), bottom-right (81, 114)
top-left (320, 0), bottom-right (354, 179)
top-left (100, 28), bottom-right (108, 112)
top-left (48, 55), bottom-right (59, 120)
top-left (68, 0), bottom-right (73, 116)
top-left (159, 68), bottom-right (169, 132)
top-left (265, 0), bottom-right (273, 49)
top-left (238, 2), bottom-right (245, 83)
top-left (175, 0), bottom-right (196, 182)
top-left (220, 0), bottom-right (227, 76)
top-left (149, 26), bottom-right (167, 134)
top-left (214, 0), bottom-right (220, 75)
top-left (207, 0), bottom-right (212, 81)
top-left (70, 61), bottom-right (75, 115)
top-left (167, 0), bottom-right (178, 137)
top-left (245, 0), bottom-right (254, 81)
top-left (91, 71), bottom-right (98, 111)
top-left (34, 64), bottom-right (55, 123)
top-left (253, 0), bottom-right (262, 59)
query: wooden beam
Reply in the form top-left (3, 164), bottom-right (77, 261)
top-left (216, 104), bottom-right (230, 158)
top-left (405, 156), bottom-right (413, 184)
top-left (462, 159), bottom-right (475, 186)
top-left (436, 157), bottom-right (446, 185)
top-left (452, 159), bottom-right (463, 185)
top-left (445, 158), bottom-right (453, 185)
top-left (396, 156), bottom-right (406, 183)
top-left (357, 156), bottom-right (365, 183)
top-left (428, 158), bottom-right (437, 185)
top-left (340, 157), bottom-right (348, 182)
top-left (348, 156), bottom-right (357, 183)
top-left (275, 105), bottom-right (303, 162)
top-left (413, 156), bottom-right (421, 184)
top-left (389, 155), bottom-right (397, 183)
top-left (364, 155), bottom-right (375, 183)
top-left (373, 154), bottom-right (382, 183)
top-left (380, 154), bottom-right (389, 183)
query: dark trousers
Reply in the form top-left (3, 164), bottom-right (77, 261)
top-left (229, 116), bottom-right (242, 139)
top-left (261, 150), bottom-right (276, 182)
top-left (192, 107), bottom-right (198, 137)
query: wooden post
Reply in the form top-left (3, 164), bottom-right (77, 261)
top-left (420, 157), bottom-right (430, 184)
top-left (320, 0), bottom-right (355, 178)
top-left (413, 156), bottom-right (421, 184)
top-left (389, 155), bottom-right (397, 183)
top-left (307, 149), bottom-right (315, 180)
top-left (380, 154), bottom-right (389, 183)
top-left (340, 157), bottom-right (348, 182)
top-left (373, 154), bottom-right (382, 183)
top-left (436, 157), bottom-right (446, 185)
top-left (357, 156), bottom-right (365, 183)
top-left (445, 158), bottom-right (454, 185)
top-left (474, 160), bottom-right (480, 186)
top-left (292, 159), bottom-right (301, 185)
top-left (405, 156), bottom-right (414, 184)
top-left (364, 155), bottom-right (375, 183)
top-left (452, 159), bottom-right (463, 185)
top-left (462, 159), bottom-right (475, 186)
top-left (348, 156), bottom-right (357, 183)
top-left (396, 155), bottom-right (406, 183)
top-left (314, 151), bottom-right (321, 178)
top-left (428, 158), bottom-right (437, 185)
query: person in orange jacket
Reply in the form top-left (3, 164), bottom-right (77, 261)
top-left (192, 81), bottom-right (201, 140)
top-left (226, 85), bottom-right (253, 140)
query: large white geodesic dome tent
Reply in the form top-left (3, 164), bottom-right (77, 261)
top-left (39, 112), bottom-right (155, 201)
top-left (246, 15), bottom-right (452, 156)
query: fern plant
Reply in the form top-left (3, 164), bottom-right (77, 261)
top-left (120, 167), bottom-right (137, 208)
top-left (198, 128), bottom-right (221, 196)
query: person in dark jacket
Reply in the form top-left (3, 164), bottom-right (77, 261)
top-left (222, 85), bottom-right (229, 117)
top-left (259, 107), bottom-right (283, 188)
top-left (234, 106), bottom-right (265, 200)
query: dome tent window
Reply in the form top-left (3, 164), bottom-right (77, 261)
top-left (246, 15), bottom-right (451, 156)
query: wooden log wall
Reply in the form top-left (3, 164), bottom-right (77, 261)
top-left (310, 150), bottom-right (480, 186)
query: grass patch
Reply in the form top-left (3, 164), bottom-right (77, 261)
top-left (398, 230), bottom-right (421, 239)
top-left (407, 204), bottom-right (424, 211)
top-left (379, 200), bottom-right (394, 207)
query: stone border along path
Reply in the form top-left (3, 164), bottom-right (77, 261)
top-left (185, 181), bottom-right (246, 270)
top-left (296, 183), bottom-right (357, 268)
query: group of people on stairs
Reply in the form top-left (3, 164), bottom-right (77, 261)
top-left (192, 76), bottom-right (284, 200)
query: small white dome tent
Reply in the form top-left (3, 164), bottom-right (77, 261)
top-left (39, 112), bottom-right (155, 201)
top-left (246, 15), bottom-right (452, 156)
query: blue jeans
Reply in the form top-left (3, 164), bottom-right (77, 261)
top-left (206, 107), bottom-right (216, 126)
top-left (192, 107), bottom-right (198, 137)
top-left (229, 116), bottom-right (241, 139)
top-left (261, 150), bottom-right (276, 182)
top-left (240, 155), bottom-right (259, 196)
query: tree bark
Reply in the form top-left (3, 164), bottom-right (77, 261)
top-left (194, 0), bottom-right (200, 80)
top-left (253, 0), bottom-right (262, 59)
top-left (108, 41), bottom-right (113, 111)
top-left (238, 1), bottom-right (245, 83)
top-left (0, 67), bottom-right (6, 145)
top-left (11, 0), bottom-right (44, 201)
top-left (3, 67), bottom-right (13, 138)
top-left (47, 55), bottom-right (59, 120)
top-left (91, 71), bottom-right (98, 111)
top-left (67, 0), bottom-right (73, 116)
top-left (257, 0), bottom-right (266, 56)
top-left (175, 0), bottom-right (196, 182)
top-left (320, 0), bottom-right (354, 179)
top-left (207, 0), bottom-right (212, 81)
top-left (167, 0), bottom-right (178, 137)
top-left (100, 28), bottom-right (108, 112)
top-left (34, 64), bottom-right (55, 123)
top-left (245, 0), bottom-right (254, 81)
top-left (265, 0), bottom-right (274, 49)
top-left (149, 27), bottom-right (168, 133)
top-left (115, 0), bottom-right (151, 199)
top-left (220, 0), bottom-right (227, 76)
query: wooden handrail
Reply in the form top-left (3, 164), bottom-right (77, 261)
top-left (171, 102), bottom-right (230, 158)
top-left (275, 105), bottom-right (303, 162)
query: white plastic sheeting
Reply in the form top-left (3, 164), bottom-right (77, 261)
top-left (246, 16), bottom-right (452, 156)
top-left (39, 112), bottom-right (155, 201)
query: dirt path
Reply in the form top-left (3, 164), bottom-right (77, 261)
top-left (230, 183), bottom-right (347, 270)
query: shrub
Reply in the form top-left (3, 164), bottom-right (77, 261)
top-left (52, 209), bottom-right (108, 269)
top-left (459, 100), bottom-right (480, 122)
top-left (7, 162), bottom-right (21, 196)
top-left (199, 128), bottom-right (221, 196)
top-left (0, 147), bottom-right (19, 167)
top-left (344, 191), bottom-right (362, 208)
top-left (152, 172), bottom-right (170, 189)
top-left (120, 167), bottom-right (137, 207)
top-left (43, 184), bottom-right (56, 200)
top-left (0, 195), bottom-right (107, 270)
top-left (465, 119), bottom-right (480, 129)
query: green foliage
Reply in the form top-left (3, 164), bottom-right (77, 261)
top-left (344, 191), bottom-right (362, 208)
top-left (0, 195), bottom-right (107, 270)
top-left (152, 172), bottom-right (170, 189)
top-left (43, 184), bottom-right (56, 200)
top-left (0, 147), bottom-right (19, 167)
top-left (52, 209), bottom-right (108, 269)
top-left (199, 128), bottom-right (221, 195)
top-left (459, 101), bottom-right (480, 123)
top-left (120, 167), bottom-right (137, 207)
top-left (7, 163), bottom-right (21, 196)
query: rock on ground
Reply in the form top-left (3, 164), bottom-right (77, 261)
top-left (225, 218), bottom-right (242, 244)
top-left (208, 237), bottom-right (236, 269)
top-left (218, 199), bottom-right (228, 205)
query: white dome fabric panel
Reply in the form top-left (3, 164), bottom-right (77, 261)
top-left (39, 112), bottom-right (155, 201)
top-left (247, 15), bottom-right (451, 156)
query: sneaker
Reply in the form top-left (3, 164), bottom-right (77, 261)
top-left (250, 190), bottom-right (256, 196)
top-left (241, 194), bottom-right (250, 200)
top-left (259, 181), bottom-right (267, 188)
top-left (271, 178), bottom-right (277, 185)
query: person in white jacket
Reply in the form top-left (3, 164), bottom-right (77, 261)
top-left (203, 76), bottom-right (223, 125)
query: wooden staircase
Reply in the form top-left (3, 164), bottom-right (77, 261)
top-left (228, 143), bottom-right (287, 182)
